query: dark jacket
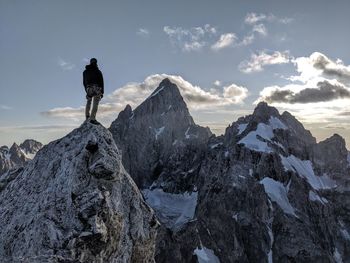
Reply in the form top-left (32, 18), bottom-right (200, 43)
top-left (83, 64), bottom-right (104, 94)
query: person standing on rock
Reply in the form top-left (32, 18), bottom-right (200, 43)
top-left (83, 58), bottom-right (104, 125)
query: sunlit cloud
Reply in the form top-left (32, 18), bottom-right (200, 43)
top-left (211, 33), bottom-right (237, 51)
top-left (239, 50), bottom-right (291, 73)
top-left (42, 74), bottom-right (249, 121)
top-left (213, 80), bottom-right (221, 86)
top-left (290, 52), bottom-right (350, 83)
top-left (255, 52), bottom-right (350, 130)
top-left (244, 12), bottom-right (292, 25)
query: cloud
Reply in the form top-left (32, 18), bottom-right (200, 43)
top-left (291, 52), bottom-right (350, 84)
top-left (259, 80), bottom-right (350, 104)
top-left (137, 28), bottom-right (150, 37)
top-left (213, 80), bottom-right (221, 86)
top-left (239, 34), bottom-right (255, 46)
top-left (163, 24), bottom-right (217, 52)
top-left (255, 51), bottom-right (350, 129)
top-left (0, 105), bottom-right (12, 110)
top-left (211, 33), bottom-right (237, 51)
top-left (223, 84), bottom-right (249, 103)
top-left (58, 58), bottom-right (75, 70)
top-left (244, 12), bottom-right (292, 25)
top-left (252, 24), bottom-right (267, 36)
top-left (239, 50), bottom-right (291, 73)
top-left (42, 74), bottom-right (249, 121)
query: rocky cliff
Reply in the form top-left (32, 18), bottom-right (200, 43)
top-left (0, 122), bottom-right (158, 263)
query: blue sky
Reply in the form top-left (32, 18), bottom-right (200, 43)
top-left (1, 0), bottom-right (350, 146)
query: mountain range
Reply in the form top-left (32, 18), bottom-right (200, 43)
top-left (0, 78), bottom-right (349, 262)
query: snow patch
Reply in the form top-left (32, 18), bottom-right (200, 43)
top-left (150, 86), bottom-right (165, 97)
top-left (267, 223), bottom-right (274, 263)
top-left (339, 221), bottom-right (350, 241)
top-left (260, 177), bottom-right (297, 217)
top-left (237, 123), bottom-right (248, 135)
top-left (232, 213), bottom-right (238, 221)
top-left (142, 188), bottom-right (198, 231)
top-left (280, 155), bottom-right (337, 190)
top-left (20, 148), bottom-right (36, 160)
top-left (5, 153), bottom-right (11, 161)
top-left (185, 127), bottom-right (191, 139)
top-left (184, 127), bottom-right (198, 139)
top-left (309, 191), bottom-right (328, 204)
top-left (238, 117), bottom-right (287, 153)
top-left (269, 116), bottom-right (287, 130)
top-left (194, 246), bottom-right (220, 263)
top-left (210, 143), bottom-right (223, 149)
top-left (154, 126), bottom-right (165, 140)
top-left (333, 248), bottom-right (343, 263)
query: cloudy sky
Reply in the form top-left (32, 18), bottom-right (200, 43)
top-left (1, 0), bottom-right (350, 146)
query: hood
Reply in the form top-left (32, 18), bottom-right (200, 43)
top-left (85, 64), bottom-right (98, 70)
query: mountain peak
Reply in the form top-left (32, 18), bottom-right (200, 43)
top-left (252, 102), bottom-right (280, 119)
top-left (159, 77), bottom-right (172, 86)
top-left (148, 78), bottom-right (181, 99)
top-left (20, 139), bottom-right (43, 154)
top-left (134, 78), bottom-right (188, 118)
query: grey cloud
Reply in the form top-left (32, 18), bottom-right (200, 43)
top-left (312, 54), bottom-right (350, 84)
top-left (338, 111), bottom-right (350, 116)
top-left (263, 81), bottom-right (350, 104)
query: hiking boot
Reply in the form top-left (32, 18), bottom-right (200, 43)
top-left (90, 119), bottom-right (100, 125)
top-left (85, 115), bottom-right (90, 120)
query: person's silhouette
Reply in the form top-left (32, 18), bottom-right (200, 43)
top-left (83, 58), bottom-right (104, 125)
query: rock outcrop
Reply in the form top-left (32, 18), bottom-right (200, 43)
top-left (0, 122), bottom-right (158, 263)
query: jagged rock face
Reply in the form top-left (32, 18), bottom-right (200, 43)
top-left (0, 139), bottom-right (42, 176)
top-left (0, 123), bottom-right (157, 263)
top-left (312, 134), bottom-right (349, 181)
top-left (193, 102), bottom-right (350, 262)
top-left (110, 78), bottom-right (212, 190)
top-left (110, 82), bottom-right (350, 263)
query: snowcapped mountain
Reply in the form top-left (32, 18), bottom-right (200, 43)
top-left (0, 122), bottom-right (157, 262)
top-left (110, 79), bottom-right (350, 262)
top-left (0, 139), bottom-right (42, 176)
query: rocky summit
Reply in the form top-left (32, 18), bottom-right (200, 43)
top-left (0, 122), bottom-right (158, 263)
top-left (110, 79), bottom-right (350, 263)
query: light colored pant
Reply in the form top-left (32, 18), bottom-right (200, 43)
top-left (85, 85), bottom-right (102, 120)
